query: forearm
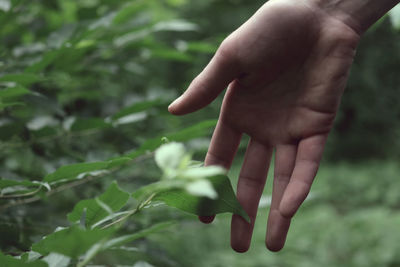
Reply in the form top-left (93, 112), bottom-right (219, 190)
top-left (310, 0), bottom-right (400, 34)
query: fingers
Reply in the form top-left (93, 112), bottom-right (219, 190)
top-left (266, 144), bottom-right (297, 252)
top-left (279, 134), bottom-right (327, 218)
top-left (198, 120), bottom-right (242, 224)
top-left (168, 45), bottom-right (241, 115)
top-left (231, 139), bottom-right (272, 253)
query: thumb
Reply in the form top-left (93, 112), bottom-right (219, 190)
top-left (168, 46), bottom-right (241, 115)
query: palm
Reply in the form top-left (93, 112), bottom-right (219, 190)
top-left (169, 0), bottom-right (359, 252)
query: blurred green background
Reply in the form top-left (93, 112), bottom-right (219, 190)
top-left (1, 0), bottom-right (400, 266)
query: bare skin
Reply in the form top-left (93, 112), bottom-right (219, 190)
top-left (168, 0), bottom-right (399, 253)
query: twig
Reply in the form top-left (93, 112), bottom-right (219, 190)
top-left (100, 193), bottom-right (155, 229)
top-left (0, 185), bottom-right (43, 199)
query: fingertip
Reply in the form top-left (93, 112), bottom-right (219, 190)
top-left (199, 215), bottom-right (215, 224)
top-left (265, 209), bottom-right (290, 252)
top-left (230, 214), bottom-right (252, 253)
top-left (168, 96), bottom-right (183, 115)
top-left (266, 241), bottom-right (284, 252)
top-left (231, 243), bottom-right (250, 253)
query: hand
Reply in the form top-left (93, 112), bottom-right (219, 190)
top-left (168, 0), bottom-right (360, 252)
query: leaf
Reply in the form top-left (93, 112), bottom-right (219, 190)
top-left (42, 253), bottom-right (70, 267)
top-left (112, 99), bottom-right (165, 120)
top-left (0, 252), bottom-right (48, 267)
top-left (185, 179), bottom-right (217, 199)
top-left (150, 48), bottom-right (192, 62)
top-left (0, 102), bottom-right (24, 110)
top-left (67, 181), bottom-right (130, 227)
top-left (106, 157), bottom-right (132, 169)
top-left (186, 41), bottom-right (217, 54)
top-left (31, 226), bottom-right (114, 258)
top-left (70, 118), bottom-right (111, 132)
top-left (0, 0), bottom-right (11, 12)
top-left (0, 86), bottom-right (30, 99)
top-left (154, 142), bottom-right (186, 171)
top-left (112, 1), bottom-right (148, 25)
top-left (0, 179), bottom-right (37, 189)
top-left (25, 49), bottom-right (62, 73)
top-left (127, 120), bottom-right (217, 159)
top-left (103, 222), bottom-right (174, 249)
top-left (152, 19), bottom-right (198, 32)
top-left (133, 175), bottom-right (250, 222)
top-left (44, 161), bottom-right (109, 183)
top-left (0, 73), bottom-right (42, 86)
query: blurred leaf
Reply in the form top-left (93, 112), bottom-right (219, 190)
top-left (0, 86), bottom-right (30, 99)
top-left (0, 252), bottom-right (47, 267)
top-left (186, 41), bottom-right (217, 54)
top-left (151, 47), bottom-right (192, 62)
top-left (0, 74), bottom-right (42, 86)
top-left (25, 49), bottom-right (64, 73)
top-left (32, 226), bottom-right (114, 258)
top-left (185, 179), bottom-right (217, 199)
top-left (0, 0), bottom-right (11, 12)
top-left (155, 142), bottom-right (186, 172)
top-left (70, 118), bottom-right (111, 132)
top-left (112, 99), bottom-right (165, 120)
top-left (113, 1), bottom-right (148, 25)
top-left (42, 253), bottom-right (70, 267)
top-left (0, 179), bottom-right (37, 189)
top-left (0, 102), bottom-right (24, 110)
top-left (67, 181), bottom-right (130, 227)
top-left (43, 161), bottom-right (109, 183)
top-left (153, 19), bottom-right (198, 32)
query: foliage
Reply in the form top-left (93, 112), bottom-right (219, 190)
top-left (0, 0), bottom-right (399, 266)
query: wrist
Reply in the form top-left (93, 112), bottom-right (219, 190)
top-left (308, 0), bottom-right (400, 34)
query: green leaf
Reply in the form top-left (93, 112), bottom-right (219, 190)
top-left (186, 41), bottom-right (217, 54)
top-left (185, 179), bottom-right (217, 199)
top-left (103, 222), bottom-right (174, 249)
top-left (0, 73), bottom-right (42, 86)
top-left (0, 86), bottom-right (30, 99)
top-left (127, 120), bottom-right (217, 159)
top-left (70, 118), bottom-right (111, 132)
top-left (155, 142), bottom-right (186, 171)
top-left (42, 253), bottom-right (70, 267)
top-left (133, 175), bottom-right (250, 222)
top-left (0, 102), bottom-right (24, 110)
top-left (0, 179), bottom-right (37, 189)
top-left (106, 157), bottom-right (132, 169)
top-left (32, 226), bottom-right (114, 258)
top-left (113, 1), bottom-right (148, 25)
top-left (67, 181), bottom-right (130, 227)
top-left (25, 49), bottom-right (65, 73)
top-left (151, 48), bottom-right (192, 62)
top-left (44, 161), bottom-right (109, 183)
top-left (0, 252), bottom-right (48, 267)
top-left (112, 99), bottom-right (165, 120)
top-left (153, 20), bottom-right (198, 32)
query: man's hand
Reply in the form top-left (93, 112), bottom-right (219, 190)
top-left (169, 0), bottom-right (364, 252)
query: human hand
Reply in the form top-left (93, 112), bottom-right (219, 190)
top-left (168, 0), bottom-right (360, 252)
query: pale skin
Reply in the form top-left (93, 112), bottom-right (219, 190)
top-left (168, 0), bottom-right (400, 252)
